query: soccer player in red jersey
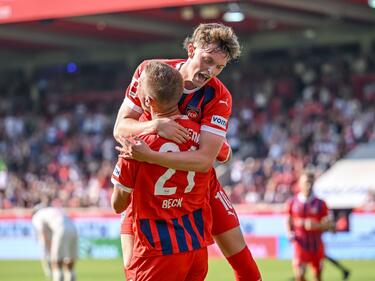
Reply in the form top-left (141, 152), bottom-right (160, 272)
top-left (286, 171), bottom-right (335, 281)
top-left (111, 61), bottom-right (212, 280)
top-left (114, 23), bottom-right (261, 281)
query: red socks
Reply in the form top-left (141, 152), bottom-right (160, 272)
top-left (226, 246), bottom-right (262, 281)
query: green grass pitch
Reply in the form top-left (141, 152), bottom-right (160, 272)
top-left (0, 258), bottom-right (374, 280)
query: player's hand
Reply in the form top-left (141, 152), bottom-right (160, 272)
top-left (116, 136), bottom-right (151, 162)
top-left (154, 116), bottom-right (190, 144)
top-left (304, 219), bottom-right (318, 230)
top-left (287, 232), bottom-right (296, 241)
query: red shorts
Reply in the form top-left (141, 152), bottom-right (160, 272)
top-left (292, 243), bottom-right (324, 274)
top-left (209, 169), bottom-right (240, 235)
top-left (125, 248), bottom-right (208, 281)
top-left (120, 169), bottom-right (240, 236)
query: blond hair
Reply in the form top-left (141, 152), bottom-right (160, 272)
top-left (183, 23), bottom-right (241, 60)
top-left (144, 61), bottom-right (183, 108)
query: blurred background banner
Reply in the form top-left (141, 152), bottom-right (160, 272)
top-left (1, 209), bottom-right (375, 260)
top-left (0, 0), bottom-right (228, 24)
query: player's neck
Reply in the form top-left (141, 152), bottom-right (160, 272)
top-left (151, 106), bottom-right (180, 118)
top-left (298, 192), bottom-right (314, 202)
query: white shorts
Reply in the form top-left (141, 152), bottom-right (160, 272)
top-left (50, 223), bottom-right (78, 262)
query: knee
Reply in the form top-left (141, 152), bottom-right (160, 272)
top-left (213, 226), bottom-right (246, 257)
top-left (64, 260), bottom-right (75, 270)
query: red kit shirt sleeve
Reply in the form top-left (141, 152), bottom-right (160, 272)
top-left (200, 78), bottom-right (232, 138)
top-left (123, 60), bottom-right (150, 114)
top-left (111, 158), bottom-right (139, 193)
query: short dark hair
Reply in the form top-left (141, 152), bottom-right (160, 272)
top-left (183, 23), bottom-right (241, 61)
top-left (301, 169), bottom-right (316, 181)
top-left (144, 61), bottom-right (184, 109)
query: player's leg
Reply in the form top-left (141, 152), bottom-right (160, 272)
top-left (63, 260), bottom-right (76, 281)
top-left (292, 246), bottom-right (307, 281)
top-left (215, 227), bottom-right (261, 281)
top-left (210, 172), bottom-right (261, 281)
top-left (325, 255), bottom-right (350, 280)
top-left (41, 253), bottom-right (52, 278)
top-left (51, 233), bottom-right (64, 281)
top-left (184, 248), bottom-right (209, 281)
top-left (292, 263), bottom-right (307, 281)
top-left (51, 261), bottom-right (64, 281)
top-left (311, 256), bottom-right (324, 281)
top-left (62, 227), bottom-right (77, 281)
top-left (121, 234), bottom-right (134, 268)
top-left (120, 210), bottom-right (135, 269)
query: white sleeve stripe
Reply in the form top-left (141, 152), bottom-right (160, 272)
top-left (131, 77), bottom-right (138, 84)
top-left (201, 125), bottom-right (226, 137)
top-left (111, 178), bottom-right (133, 193)
top-left (124, 97), bottom-right (143, 113)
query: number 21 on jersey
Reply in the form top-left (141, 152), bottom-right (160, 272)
top-left (154, 142), bottom-right (196, 196)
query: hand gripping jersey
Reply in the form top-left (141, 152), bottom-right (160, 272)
top-left (287, 195), bottom-right (329, 254)
top-left (112, 117), bottom-right (213, 257)
top-left (124, 59), bottom-right (232, 160)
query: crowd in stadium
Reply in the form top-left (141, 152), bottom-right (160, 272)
top-left (1, 48), bottom-right (374, 208)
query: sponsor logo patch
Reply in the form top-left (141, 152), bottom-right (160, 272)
top-left (128, 78), bottom-right (138, 98)
top-left (113, 165), bottom-right (120, 177)
top-left (211, 115), bottom-right (227, 129)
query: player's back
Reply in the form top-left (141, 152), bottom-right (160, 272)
top-left (32, 207), bottom-right (74, 233)
top-left (131, 117), bottom-right (213, 257)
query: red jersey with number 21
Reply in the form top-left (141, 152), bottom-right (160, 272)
top-left (111, 117), bottom-right (213, 257)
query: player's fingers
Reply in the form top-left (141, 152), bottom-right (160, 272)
top-left (176, 123), bottom-right (189, 134)
top-left (132, 136), bottom-right (144, 145)
top-left (115, 146), bottom-right (126, 153)
top-left (123, 138), bottom-right (133, 146)
top-left (174, 133), bottom-right (187, 144)
top-left (118, 153), bottom-right (132, 159)
top-left (172, 136), bottom-right (183, 144)
top-left (177, 127), bottom-right (190, 141)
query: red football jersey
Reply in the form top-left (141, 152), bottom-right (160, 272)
top-left (287, 195), bottom-right (329, 253)
top-left (123, 59), bottom-right (232, 159)
top-left (112, 117), bottom-right (213, 257)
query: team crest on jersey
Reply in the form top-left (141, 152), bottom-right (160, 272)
top-left (186, 106), bottom-right (201, 121)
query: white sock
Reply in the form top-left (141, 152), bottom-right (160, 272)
top-left (41, 258), bottom-right (52, 278)
top-left (64, 269), bottom-right (76, 281)
top-left (52, 267), bottom-right (63, 281)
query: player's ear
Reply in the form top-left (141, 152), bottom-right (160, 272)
top-left (187, 43), bottom-right (195, 58)
top-left (144, 96), bottom-right (152, 108)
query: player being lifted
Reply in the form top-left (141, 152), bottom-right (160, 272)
top-left (286, 171), bottom-right (335, 281)
top-left (111, 61), bottom-right (213, 280)
top-left (114, 23), bottom-right (261, 281)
